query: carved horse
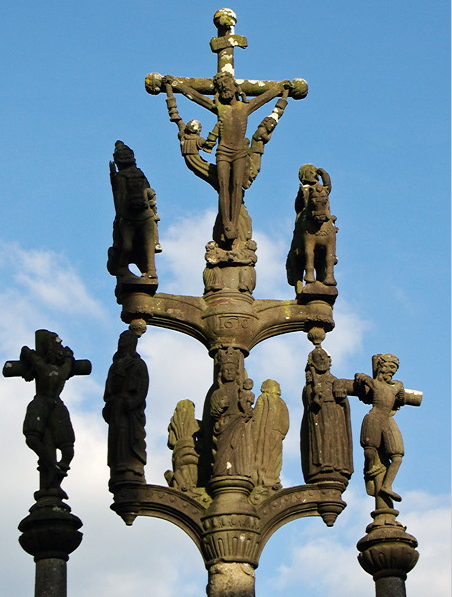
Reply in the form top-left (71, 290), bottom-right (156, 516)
top-left (286, 167), bottom-right (338, 292)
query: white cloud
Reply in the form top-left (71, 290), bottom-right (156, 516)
top-left (0, 241), bottom-right (106, 320)
top-left (158, 210), bottom-right (216, 296)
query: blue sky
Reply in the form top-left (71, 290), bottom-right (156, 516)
top-left (0, 1), bottom-right (450, 595)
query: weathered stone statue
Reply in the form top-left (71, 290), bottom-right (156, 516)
top-left (352, 354), bottom-right (422, 595)
top-left (300, 347), bottom-right (353, 484)
top-left (353, 354), bottom-right (407, 503)
top-left (3, 330), bottom-right (89, 594)
top-left (107, 141), bottom-right (161, 281)
top-left (244, 90), bottom-right (289, 189)
top-left (202, 239), bottom-right (257, 294)
top-left (164, 83), bottom-right (219, 190)
top-left (286, 165), bottom-right (338, 294)
top-left (161, 73), bottom-right (292, 244)
top-left (252, 380), bottom-right (289, 490)
top-left (18, 331), bottom-right (81, 494)
top-left (103, 330), bottom-right (148, 484)
top-left (209, 347), bottom-right (252, 477)
top-left (165, 399), bottom-right (201, 492)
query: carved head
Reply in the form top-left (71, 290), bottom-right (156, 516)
top-left (185, 119), bottom-right (202, 134)
top-left (308, 347), bottom-right (331, 373)
top-left (243, 378), bottom-right (254, 391)
top-left (113, 141), bottom-right (136, 169)
top-left (217, 347), bottom-right (241, 382)
top-left (260, 379), bottom-right (281, 396)
top-left (261, 116), bottom-right (277, 132)
top-left (117, 330), bottom-right (138, 355)
top-left (374, 353), bottom-right (399, 382)
top-left (213, 71), bottom-right (240, 101)
top-left (298, 164), bottom-right (319, 185)
top-left (40, 331), bottom-right (65, 365)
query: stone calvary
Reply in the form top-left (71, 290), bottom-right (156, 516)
top-left (103, 7), bottom-right (421, 597)
top-left (1, 8), bottom-right (424, 597)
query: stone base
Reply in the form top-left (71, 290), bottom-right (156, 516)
top-left (296, 281), bottom-right (338, 305)
top-left (357, 510), bottom-right (419, 586)
top-left (19, 496), bottom-right (82, 562)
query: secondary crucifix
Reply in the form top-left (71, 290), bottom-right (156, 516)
top-left (145, 7), bottom-right (307, 245)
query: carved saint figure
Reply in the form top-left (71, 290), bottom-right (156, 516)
top-left (354, 354), bottom-right (406, 503)
top-left (300, 347), bottom-right (353, 484)
top-left (165, 399), bottom-right (201, 492)
top-left (107, 141), bottom-right (161, 280)
top-left (244, 93), bottom-right (288, 188)
top-left (210, 348), bottom-right (252, 477)
top-left (202, 239), bottom-right (257, 294)
top-left (163, 72), bottom-right (291, 243)
top-left (252, 380), bottom-right (289, 489)
top-left (286, 165), bottom-right (338, 292)
top-left (103, 331), bottom-right (148, 484)
top-left (20, 331), bottom-right (77, 493)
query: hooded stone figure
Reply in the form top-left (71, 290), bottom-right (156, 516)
top-left (103, 330), bottom-right (149, 484)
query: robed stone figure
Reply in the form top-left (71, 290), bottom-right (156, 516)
top-left (103, 331), bottom-right (148, 484)
top-left (300, 347), bottom-right (353, 484)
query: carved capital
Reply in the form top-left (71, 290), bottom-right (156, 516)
top-left (201, 476), bottom-right (260, 567)
top-left (357, 517), bottom-right (419, 580)
top-left (19, 499), bottom-right (82, 562)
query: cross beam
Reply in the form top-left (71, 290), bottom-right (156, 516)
top-left (145, 7), bottom-right (307, 99)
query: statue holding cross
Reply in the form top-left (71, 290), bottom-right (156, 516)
top-left (145, 7), bottom-right (307, 245)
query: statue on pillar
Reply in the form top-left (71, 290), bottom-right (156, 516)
top-left (209, 347), bottom-right (253, 477)
top-left (107, 141), bottom-right (161, 282)
top-left (354, 353), bottom-right (407, 504)
top-left (300, 347), bottom-right (353, 485)
top-left (103, 330), bottom-right (149, 485)
top-left (165, 399), bottom-right (201, 492)
top-left (286, 165), bottom-right (338, 294)
top-left (2, 329), bottom-right (91, 497)
top-left (21, 332), bottom-right (76, 494)
top-left (252, 379), bottom-right (289, 490)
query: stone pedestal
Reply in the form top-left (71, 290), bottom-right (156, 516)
top-left (357, 508), bottom-right (419, 597)
top-left (19, 494), bottom-right (83, 597)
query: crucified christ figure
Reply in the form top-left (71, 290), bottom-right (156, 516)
top-left (163, 72), bottom-right (291, 244)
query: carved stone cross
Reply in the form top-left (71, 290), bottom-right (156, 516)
top-left (145, 8), bottom-right (308, 244)
top-left (145, 8), bottom-right (308, 99)
top-left (3, 329), bottom-right (91, 496)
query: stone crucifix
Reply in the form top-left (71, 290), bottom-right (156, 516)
top-left (145, 7), bottom-right (308, 245)
top-left (3, 329), bottom-right (91, 497)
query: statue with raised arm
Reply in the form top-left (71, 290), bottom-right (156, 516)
top-left (163, 72), bottom-right (292, 243)
top-left (107, 141), bottom-right (161, 282)
top-left (103, 330), bottom-right (149, 485)
top-left (354, 354), bottom-right (407, 503)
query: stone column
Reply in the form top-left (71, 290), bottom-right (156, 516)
top-left (202, 476), bottom-right (259, 597)
top-left (207, 563), bottom-right (255, 597)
